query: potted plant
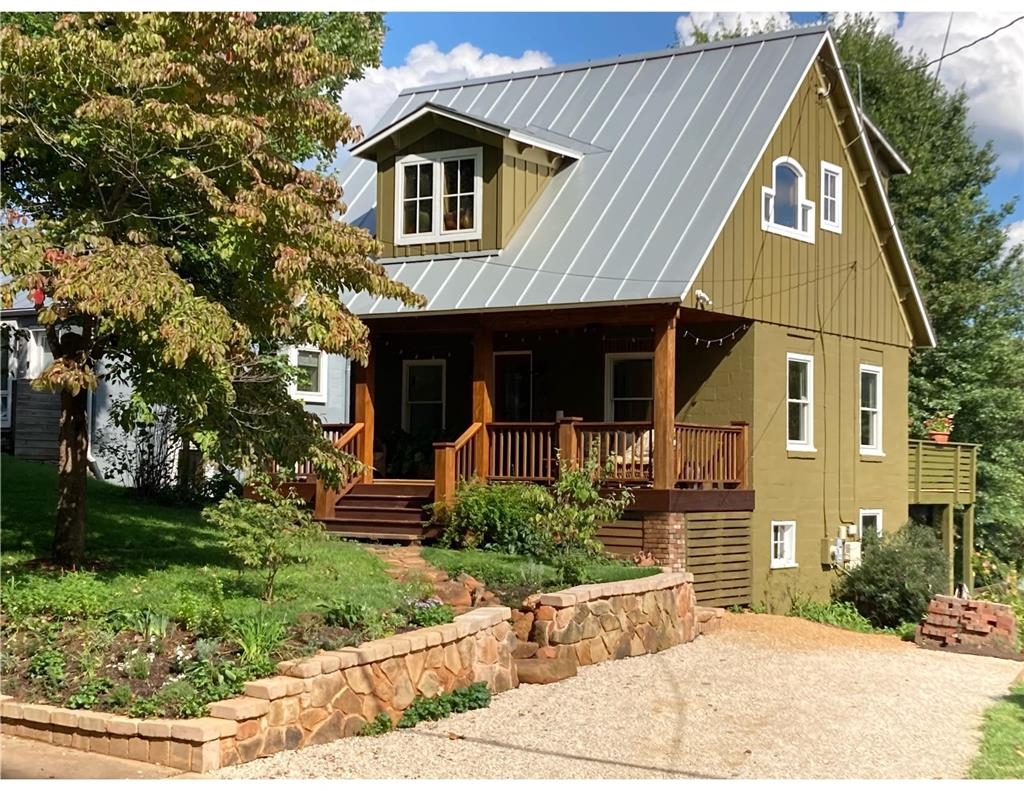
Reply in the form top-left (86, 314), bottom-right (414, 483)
top-left (924, 412), bottom-right (954, 443)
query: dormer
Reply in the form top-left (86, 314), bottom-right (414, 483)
top-left (350, 103), bottom-right (593, 258)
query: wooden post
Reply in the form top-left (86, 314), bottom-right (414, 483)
top-left (942, 504), bottom-right (955, 595)
top-left (472, 328), bottom-right (494, 480)
top-left (313, 477), bottom-right (332, 520)
top-left (557, 416), bottom-right (582, 476)
top-left (731, 421), bottom-right (750, 489)
top-left (962, 503), bottom-right (975, 592)
top-left (653, 312), bottom-right (677, 490)
top-left (353, 350), bottom-right (375, 484)
top-left (434, 443), bottom-right (456, 507)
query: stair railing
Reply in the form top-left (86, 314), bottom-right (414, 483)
top-left (313, 422), bottom-right (366, 519)
top-left (433, 422), bottom-right (483, 507)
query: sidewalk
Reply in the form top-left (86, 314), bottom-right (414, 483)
top-left (0, 735), bottom-right (193, 779)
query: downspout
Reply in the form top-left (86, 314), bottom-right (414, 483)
top-left (86, 368), bottom-right (104, 480)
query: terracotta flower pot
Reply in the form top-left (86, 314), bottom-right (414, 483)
top-left (928, 431), bottom-right (951, 444)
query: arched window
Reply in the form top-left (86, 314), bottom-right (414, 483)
top-left (761, 157), bottom-right (815, 242)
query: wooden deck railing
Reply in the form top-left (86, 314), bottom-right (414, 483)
top-left (674, 422), bottom-right (748, 489)
top-left (575, 422), bottom-right (654, 482)
top-left (908, 439), bottom-right (978, 505)
top-left (434, 422), bottom-right (483, 506)
top-left (313, 422), bottom-right (366, 518)
top-left (487, 422), bottom-right (558, 482)
top-left (270, 422), bottom-right (353, 480)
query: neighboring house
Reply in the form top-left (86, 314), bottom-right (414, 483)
top-left (0, 295), bottom-right (352, 481)
top-left (313, 25), bottom-right (976, 607)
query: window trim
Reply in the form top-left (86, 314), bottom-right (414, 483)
top-left (604, 352), bottom-right (654, 422)
top-left (288, 346), bottom-right (327, 404)
top-left (820, 160), bottom-right (843, 234)
top-left (761, 156), bottom-right (815, 243)
top-left (859, 363), bottom-right (883, 456)
top-left (858, 508), bottom-right (883, 540)
top-left (770, 520), bottom-right (798, 569)
top-left (401, 358), bottom-right (447, 433)
top-left (0, 321), bottom-right (15, 429)
top-left (786, 352), bottom-right (815, 452)
top-left (394, 147), bottom-right (483, 245)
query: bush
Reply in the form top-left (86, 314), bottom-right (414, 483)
top-left (1, 572), bottom-right (108, 622)
top-left (397, 682), bottom-right (492, 728)
top-left (202, 475), bottom-right (323, 601)
top-left (835, 521), bottom-right (947, 628)
top-left (436, 479), bottom-right (554, 556)
top-left (229, 611), bottom-right (287, 678)
top-left (788, 597), bottom-right (873, 633)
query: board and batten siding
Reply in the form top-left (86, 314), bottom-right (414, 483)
top-left (691, 59), bottom-right (913, 349)
top-left (11, 380), bottom-right (59, 462)
top-left (499, 154), bottom-right (556, 247)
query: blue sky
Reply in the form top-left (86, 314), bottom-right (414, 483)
top-left (342, 11), bottom-right (1023, 239)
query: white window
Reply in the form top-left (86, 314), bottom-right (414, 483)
top-left (820, 161), bottom-right (843, 233)
top-left (859, 364), bottom-right (883, 455)
top-left (288, 346), bottom-right (327, 403)
top-left (770, 520), bottom-right (798, 568)
top-left (22, 328), bottom-right (53, 379)
top-left (402, 359), bottom-right (446, 434)
top-left (859, 509), bottom-right (883, 540)
top-left (786, 353), bottom-right (814, 451)
top-left (1, 322), bottom-right (14, 428)
top-left (604, 353), bottom-right (654, 422)
top-left (395, 148), bottom-right (483, 245)
top-left (762, 156), bottom-right (815, 242)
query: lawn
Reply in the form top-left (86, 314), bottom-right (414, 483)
top-left (969, 682), bottom-right (1024, 779)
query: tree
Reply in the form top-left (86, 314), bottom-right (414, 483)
top-left (683, 14), bottom-right (1024, 569)
top-left (1, 12), bottom-right (422, 566)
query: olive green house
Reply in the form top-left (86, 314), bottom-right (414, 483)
top-left (302, 25), bottom-right (975, 608)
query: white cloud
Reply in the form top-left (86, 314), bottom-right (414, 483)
top-left (1004, 219), bottom-right (1024, 253)
top-left (340, 42), bottom-right (553, 136)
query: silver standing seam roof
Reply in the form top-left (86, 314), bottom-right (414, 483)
top-left (338, 25), bottom-right (930, 345)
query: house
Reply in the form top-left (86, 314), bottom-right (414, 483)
top-left (310, 24), bottom-right (982, 609)
top-left (0, 294), bottom-right (353, 483)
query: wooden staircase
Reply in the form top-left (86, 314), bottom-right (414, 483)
top-left (320, 479), bottom-right (440, 543)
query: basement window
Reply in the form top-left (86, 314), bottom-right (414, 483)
top-left (762, 157), bottom-right (815, 243)
top-left (395, 148), bottom-right (483, 245)
top-left (770, 520), bottom-right (797, 569)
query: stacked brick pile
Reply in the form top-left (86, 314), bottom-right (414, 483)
top-left (915, 595), bottom-right (1021, 660)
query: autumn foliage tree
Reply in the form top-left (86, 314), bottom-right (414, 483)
top-left (0, 13), bottom-right (422, 566)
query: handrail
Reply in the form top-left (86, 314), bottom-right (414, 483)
top-left (434, 423), bottom-right (484, 506)
top-left (333, 422), bottom-right (365, 451)
top-left (487, 422), bottom-right (558, 482)
top-left (452, 422), bottom-right (484, 450)
top-left (314, 422), bottom-right (366, 519)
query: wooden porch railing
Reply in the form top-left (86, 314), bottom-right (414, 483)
top-left (269, 422), bottom-right (352, 479)
top-left (487, 422), bottom-right (558, 482)
top-left (313, 422), bottom-right (366, 519)
top-left (575, 422), bottom-right (654, 482)
top-left (674, 422), bottom-right (748, 489)
top-left (433, 422), bottom-right (483, 507)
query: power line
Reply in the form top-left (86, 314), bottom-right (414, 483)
top-left (917, 15), bottom-right (1024, 72)
top-left (935, 13), bottom-right (955, 82)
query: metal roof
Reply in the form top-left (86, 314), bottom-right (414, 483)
top-left (338, 24), bottom-right (931, 348)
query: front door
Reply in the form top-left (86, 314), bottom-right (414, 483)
top-left (394, 359), bottom-right (446, 478)
top-left (494, 351), bottom-right (532, 421)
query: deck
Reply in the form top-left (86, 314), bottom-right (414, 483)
top-left (907, 439), bottom-right (978, 505)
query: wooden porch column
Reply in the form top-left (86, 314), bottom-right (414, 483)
top-left (472, 328), bottom-right (494, 479)
top-left (962, 503), bottom-right (975, 592)
top-left (941, 504), bottom-right (955, 595)
top-left (353, 350), bottom-right (375, 484)
top-left (653, 312), bottom-right (677, 490)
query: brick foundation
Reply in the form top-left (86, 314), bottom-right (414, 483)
top-left (915, 595), bottom-right (1021, 660)
top-left (641, 512), bottom-right (686, 572)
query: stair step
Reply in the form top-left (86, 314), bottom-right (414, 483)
top-left (332, 507), bottom-right (425, 523)
top-left (349, 482), bottom-right (435, 498)
top-left (325, 516), bottom-right (426, 530)
top-left (321, 520), bottom-right (442, 542)
top-left (340, 493), bottom-right (433, 509)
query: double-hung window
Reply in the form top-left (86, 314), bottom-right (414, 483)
top-left (288, 346), bottom-right (327, 403)
top-left (859, 364), bottom-right (883, 455)
top-left (395, 148), bottom-right (483, 244)
top-left (770, 520), bottom-right (797, 568)
top-left (762, 157), bottom-right (815, 242)
top-left (402, 360), bottom-right (446, 434)
top-left (820, 161), bottom-right (843, 233)
top-left (786, 353), bottom-right (814, 451)
top-left (605, 353), bottom-right (654, 421)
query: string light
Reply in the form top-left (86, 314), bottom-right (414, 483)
top-left (680, 324), bottom-right (750, 349)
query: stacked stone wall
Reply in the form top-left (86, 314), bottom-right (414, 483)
top-left (915, 595), bottom-right (1021, 660)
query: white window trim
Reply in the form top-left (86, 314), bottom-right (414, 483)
top-left (859, 509), bottom-right (883, 540)
top-left (859, 363), bottom-right (884, 455)
top-left (820, 160), bottom-right (843, 234)
top-left (401, 359), bottom-right (447, 433)
top-left (770, 520), bottom-right (798, 569)
top-left (761, 156), bottom-right (815, 243)
top-left (394, 147), bottom-right (483, 245)
top-left (0, 320), bottom-right (15, 429)
top-left (604, 352), bottom-right (654, 422)
top-left (288, 346), bottom-right (327, 404)
top-left (786, 352), bottom-right (815, 452)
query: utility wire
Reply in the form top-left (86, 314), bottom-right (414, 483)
top-left (935, 12), bottom-right (955, 82)
top-left (917, 14), bottom-right (1024, 72)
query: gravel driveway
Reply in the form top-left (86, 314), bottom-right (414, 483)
top-left (212, 613), bottom-right (1022, 779)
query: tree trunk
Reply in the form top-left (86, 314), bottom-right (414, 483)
top-left (53, 387), bottom-right (89, 567)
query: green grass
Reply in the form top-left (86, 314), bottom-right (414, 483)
top-left (969, 683), bottom-right (1024, 779)
top-left (0, 456), bottom-right (411, 623)
top-left (421, 546), bottom-right (660, 592)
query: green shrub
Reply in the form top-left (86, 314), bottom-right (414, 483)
top-left (397, 682), bottom-right (492, 728)
top-left (1, 572), bottom-right (108, 621)
top-left (27, 648), bottom-right (66, 696)
top-left (229, 611), bottom-right (286, 677)
top-left (788, 597), bottom-right (873, 632)
top-left (973, 549), bottom-right (1024, 650)
top-left (320, 597), bottom-right (372, 630)
top-left (436, 479), bottom-right (554, 556)
top-left (202, 476), bottom-right (323, 601)
top-left (358, 713), bottom-right (394, 736)
top-left (835, 521), bottom-right (947, 628)
top-left (66, 678), bottom-right (113, 710)
top-left (402, 597), bottom-right (454, 628)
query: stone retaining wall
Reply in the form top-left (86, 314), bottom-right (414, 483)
top-left (0, 606), bottom-right (514, 773)
top-left (512, 572), bottom-right (697, 666)
top-left (915, 595), bottom-right (1021, 660)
